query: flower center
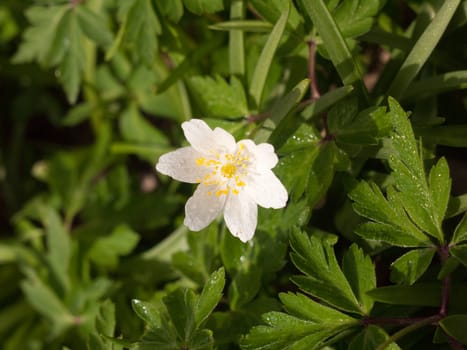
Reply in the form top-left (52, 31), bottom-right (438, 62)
top-left (221, 163), bottom-right (237, 178)
top-left (195, 143), bottom-right (249, 196)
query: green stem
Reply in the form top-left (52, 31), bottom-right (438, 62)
top-left (376, 315), bottom-right (440, 350)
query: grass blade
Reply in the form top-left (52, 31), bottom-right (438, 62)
top-left (300, 0), bottom-right (364, 88)
top-left (387, 0), bottom-right (461, 99)
top-left (249, 2), bottom-right (289, 109)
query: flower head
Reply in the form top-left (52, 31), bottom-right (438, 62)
top-left (156, 119), bottom-right (288, 242)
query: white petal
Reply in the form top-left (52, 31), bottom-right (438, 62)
top-left (156, 147), bottom-right (208, 183)
top-left (245, 170), bottom-right (288, 209)
top-left (254, 143), bottom-right (279, 169)
top-left (213, 127), bottom-right (236, 153)
top-left (240, 140), bottom-right (278, 170)
top-left (182, 119), bottom-right (235, 154)
top-left (224, 192), bottom-right (258, 242)
top-left (184, 185), bottom-right (226, 231)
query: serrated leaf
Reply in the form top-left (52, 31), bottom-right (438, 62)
top-left (188, 75), bottom-right (248, 118)
top-left (194, 268), bottom-right (225, 327)
top-left (390, 248), bottom-right (436, 285)
top-left (289, 229), bottom-right (362, 314)
top-left (110, 0), bottom-right (161, 65)
top-left (349, 325), bottom-right (401, 350)
top-left (342, 244), bottom-right (376, 314)
top-left (12, 5), bottom-right (69, 65)
top-left (386, 97), bottom-right (445, 241)
top-left (13, 5), bottom-right (86, 103)
top-left (88, 225), bottom-right (140, 268)
top-left (439, 315), bottom-right (467, 345)
top-left (75, 5), bottom-right (113, 47)
top-left (182, 0), bottom-right (224, 15)
top-left (241, 302), bottom-right (356, 350)
top-left (332, 0), bottom-right (387, 38)
top-left (349, 181), bottom-right (432, 247)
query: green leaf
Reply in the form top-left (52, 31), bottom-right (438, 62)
top-left (88, 225), bottom-right (140, 269)
top-left (249, 2), bottom-right (289, 109)
top-left (182, 0), bottom-right (224, 15)
top-left (210, 20), bottom-right (272, 32)
top-left (262, 78), bottom-right (310, 144)
top-left (109, 0), bottom-right (161, 65)
top-left (188, 75), bottom-right (248, 118)
top-left (452, 213), bottom-right (467, 244)
top-left (349, 325), bottom-right (401, 350)
top-left (228, 0), bottom-right (245, 76)
top-left (58, 11), bottom-right (84, 103)
top-left (275, 138), bottom-right (335, 208)
top-left (331, 0), bottom-right (387, 38)
top-left (75, 4), bottom-right (113, 47)
top-left (229, 266), bottom-right (262, 310)
top-left (403, 70), bottom-right (467, 100)
top-left (390, 248), bottom-right (436, 285)
top-left (439, 315), bottom-right (467, 345)
top-left (194, 267), bottom-right (225, 327)
top-left (417, 125), bottom-right (467, 147)
top-left (87, 300), bottom-right (118, 350)
top-left (163, 288), bottom-right (197, 341)
top-left (367, 283), bottom-right (443, 307)
top-left (451, 244), bottom-right (467, 268)
top-left (386, 97), bottom-right (445, 241)
top-left (132, 299), bottom-right (162, 329)
top-left (299, 0), bottom-right (363, 86)
top-left (280, 292), bottom-right (355, 324)
top-left (13, 5), bottom-right (86, 103)
top-left (172, 224), bottom-right (218, 285)
top-left (157, 0), bottom-right (184, 22)
top-left (329, 101), bottom-right (391, 145)
top-left (12, 5), bottom-right (69, 66)
top-left (428, 157), bottom-right (451, 224)
top-left (41, 206), bottom-right (71, 293)
top-left (387, 0), bottom-right (461, 99)
top-left (21, 268), bottom-right (75, 338)
top-left (290, 229), bottom-right (362, 314)
top-left (301, 85), bottom-right (355, 121)
top-left (119, 103), bottom-right (169, 162)
top-left (342, 244), bottom-right (376, 314)
top-left (241, 293), bottom-right (357, 350)
top-left (349, 181), bottom-right (432, 247)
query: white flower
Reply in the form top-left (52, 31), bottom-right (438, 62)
top-left (156, 119), bottom-right (288, 242)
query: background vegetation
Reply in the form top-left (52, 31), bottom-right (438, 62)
top-left (1, 0), bottom-right (467, 349)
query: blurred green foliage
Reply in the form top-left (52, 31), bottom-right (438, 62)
top-left (0, 0), bottom-right (467, 349)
